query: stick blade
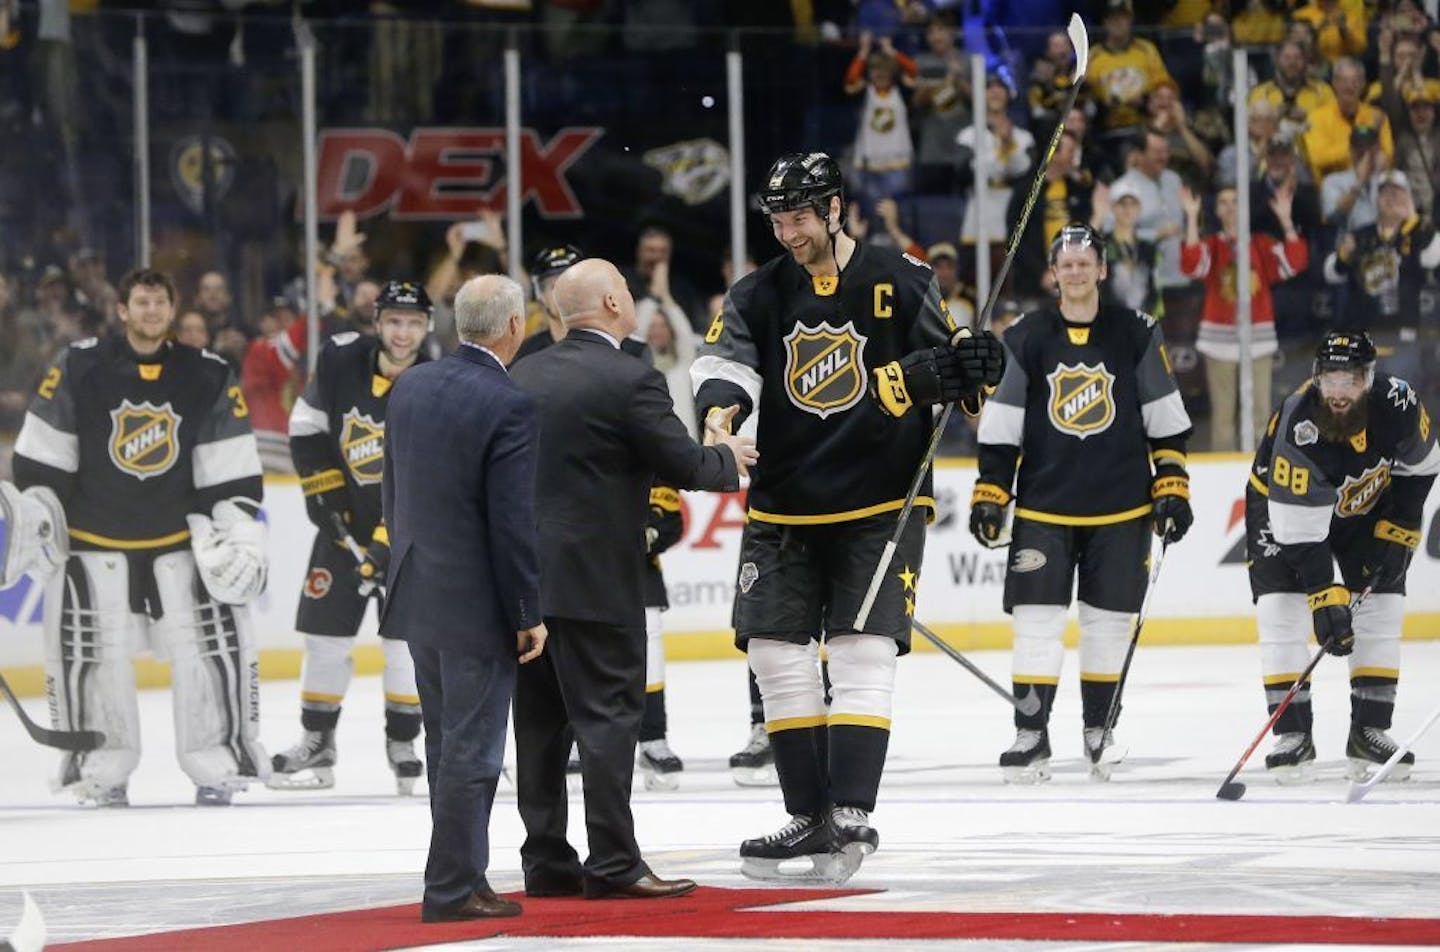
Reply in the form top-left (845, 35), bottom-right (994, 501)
top-left (1068, 13), bottom-right (1091, 78)
top-left (1344, 781), bottom-right (1370, 804)
top-left (1215, 781), bottom-right (1247, 801)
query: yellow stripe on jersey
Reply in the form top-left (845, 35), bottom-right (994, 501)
top-left (69, 527), bottom-right (190, 550)
top-left (749, 496), bottom-right (936, 526)
top-left (1249, 472), bottom-right (1270, 496)
top-left (1014, 503), bottom-right (1152, 526)
top-left (301, 468), bottom-right (346, 496)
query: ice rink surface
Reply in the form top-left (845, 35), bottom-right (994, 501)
top-left (2, 641), bottom-right (1439, 950)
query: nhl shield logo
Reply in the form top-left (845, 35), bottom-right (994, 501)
top-left (783, 321), bottom-right (867, 419)
top-left (340, 409), bottom-right (385, 485)
top-left (108, 400), bottom-right (182, 479)
top-left (1335, 462), bottom-right (1391, 517)
top-left (1046, 362), bottom-right (1116, 439)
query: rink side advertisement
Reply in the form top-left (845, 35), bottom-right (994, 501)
top-left (2, 458), bottom-right (1438, 693)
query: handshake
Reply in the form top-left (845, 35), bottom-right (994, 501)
top-left (870, 328), bottom-right (1006, 418)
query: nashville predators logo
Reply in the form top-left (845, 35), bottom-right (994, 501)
top-left (1046, 362), bottom-right (1116, 439)
top-left (783, 321), bottom-right (867, 419)
top-left (339, 409), bottom-right (385, 485)
top-left (1335, 462), bottom-right (1391, 517)
top-left (108, 400), bottom-right (182, 479)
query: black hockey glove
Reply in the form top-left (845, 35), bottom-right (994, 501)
top-left (647, 485), bottom-right (684, 555)
top-left (969, 482), bottom-right (1012, 549)
top-left (1151, 471), bottom-right (1193, 544)
top-left (950, 328), bottom-right (1006, 389)
top-left (354, 525), bottom-right (390, 595)
top-left (300, 468), bottom-right (353, 547)
top-left (871, 347), bottom-right (966, 417)
top-left (1364, 519), bottom-right (1420, 589)
top-left (1308, 585), bottom-right (1354, 657)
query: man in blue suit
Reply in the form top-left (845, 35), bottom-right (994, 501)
top-left (381, 273), bottom-right (548, 922)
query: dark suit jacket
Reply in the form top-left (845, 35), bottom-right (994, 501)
top-left (509, 328), bottom-right (739, 629)
top-left (380, 344), bottom-right (542, 653)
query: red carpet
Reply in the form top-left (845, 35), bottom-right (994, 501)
top-left (50, 885), bottom-right (1440, 950)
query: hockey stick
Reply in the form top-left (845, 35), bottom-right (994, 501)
top-left (327, 512), bottom-right (378, 598)
top-left (853, 13), bottom-right (1091, 632)
top-left (911, 618), bottom-right (1041, 716)
top-left (0, 670), bottom-right (105, 752)
top-left (1, 891), bottom-right (45, 952)
top-left (1216, 587), bottom-right (1372, 801)
top-left (1091, 538), bottom-right (1170, 763)
top-left (1345, 701), bottom-right (1440, 803)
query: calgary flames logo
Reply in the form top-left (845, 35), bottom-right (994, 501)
top-left (1046, 362), bottom-right (1116, 438)
top-left (339, 409), bottom-right (385, 485)
top-left (108, 400), bottom-right (181, 479)
top-left (1335, 462), bottom-right (1391, 517)
top-left (303, 567), bottom-right (333, 599)
top-left (783, 321), bottom-right (867, 419)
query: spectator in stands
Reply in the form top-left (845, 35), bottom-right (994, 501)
top-left (69, 248), bottom-right (116, 334)
top-left (1191, 13), bottom-right (1245, 155)
top-left (1253, 134), bottom-right (1325, 242)
top-left (1394, 80), bottom-right (1440, 217)
top-left (34, 266), bottom-right (83, 356)
top-left (427, 209), bottom-right (507, 354)
top-left (1232, 0), bottom-right (1287, 47)
top-left (1321, 123), bottom-right (1388, 232)
top-left (851, 197), bottom-right (926, 259)
top-left (1145, 79), bottom-right (1214, 186)
top-left (174, 309), bottom-right (211, 349)
top-left (1250, 39), bottom-right (1337, 142)
top-left (329, 209), bottom-right (373, 313)
top-left (1181, 183), bottom-right (1308, 451)
top-left (1292, 0), bottom-right (1368, 63)
top-left (194, 269), bottom-right (246, 338)
top-left (240, 298), bottom-right (306, 473)
top-left (911, 12), bottom-right (969, 194)
top-left (1304, 58), bottom-right (1394, 183)
top-left (1285, 19), bottom-right (1328, 84)
top-left (1325, 170), bottom-right (1440, 380)
top-left (957, 75), bottom-right (1034, 260)
top-left (0, 271), bottom-right (46, 437)
top-left (1217, 99), bottom-right (1296, 188)
top-left (634, 282), bottom-right (699, 438)
top-left (1371, 28), bottom-right (1427, 121)
top-left (623, 224), bottom-right (705, 334)
top-left (1006, 129), bottom-right (1095, 300)
top-left (1089, 0), bottom-right (1174, 165)
top-left (1100, 181), bottom-right (1159, 314)
top-left (1110, 128), bottom-right (1186, 298)
top-left (924, 242), bottom-right (976, 330)
top-left (1028, 29), bottom-right (1081, 131)
top-left (845, 32), bottom-right (917, 220)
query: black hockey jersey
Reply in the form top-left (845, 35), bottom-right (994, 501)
top-left (289, 332), bottom-right (427, 540)
top-left (1251, 376), bottom-right (1439, 552)
top-left (12, 335), bottom-right (263, 552)
top-left (1326, 217), bottom-right (1440, 332)
top-left (692, 241), bottom-right (956, 523)
top-left (976, 304), bottom-right (1192, 523)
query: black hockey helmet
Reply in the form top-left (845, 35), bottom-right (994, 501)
top-left (375, 280), bottom-right (432, 317)
top-left (1313, 329), bottom-right (1377, 387)
top-left (757, 152), bottom-right (845, 225)
top-left (1048, 222), bottom-right (1106, 267)
top-left (531, 244), bottom-right (583, 282)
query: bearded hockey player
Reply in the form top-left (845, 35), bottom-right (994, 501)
top-left (692, 150), bottom-right (1004, 883)
top-left (1246, 330), bottom-right (1438, 783)
top-left (971, 223), bottom-right (1193, 784)
top-left (1, 268), bottom-right (268, 806)
top-left (270, 280), bottom-right (431, 794)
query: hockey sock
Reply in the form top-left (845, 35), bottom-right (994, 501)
top-left (1080, 678), bottom-right (1119, 729)
top-left (1013, 682), bottom-right (1056, 730)
top-left (826, 634), bottom-right (897, 812)
top-left (641, 687), bottom-right (667, 742)
top-left (751, 638), bottom-right (828, 815)
top-left (769, 725), bottom-right (829, 815)
top-left (1350, 676), bottom-right (1397, 730)
top-left (301, 704), bottom-right (341, 732)
top-left (1265, 679), bottom-right (1313, 734)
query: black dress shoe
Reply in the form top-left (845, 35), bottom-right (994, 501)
top-left (422, 888), bottom-right (523, 921)
top-left (589, 873), bottom-right (698, 900)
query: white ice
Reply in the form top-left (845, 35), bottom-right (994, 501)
top-left (2, 641), bottom-right (1439, 951)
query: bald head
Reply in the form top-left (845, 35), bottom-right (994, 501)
top-left (553, 258), bottom-right (637, 338)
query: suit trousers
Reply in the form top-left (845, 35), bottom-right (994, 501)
top-left (514, 616), bottom-right (650, 893)
top-left (410, 642), bottom-right (515, 915)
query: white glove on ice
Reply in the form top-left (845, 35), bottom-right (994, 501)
top-left (187, 499), bottom-right (267, 605)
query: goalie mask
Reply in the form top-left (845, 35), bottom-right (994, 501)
top-left (758, 152), bottom-right (846, 228)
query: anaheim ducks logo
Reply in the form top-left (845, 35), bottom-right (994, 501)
top-left (339, 408), bottom-right (385, 485)
top-left (108, 400), bottom-right (181, 479)
top-left (783, 321), bottom-right (867, 419)
top-left (1046, 362), bottom-right (1116, 439)
top-left (1335, 461), bottom-right (1391, 517)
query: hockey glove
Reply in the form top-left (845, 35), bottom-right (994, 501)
top-left (0, 482), bottom-right (68, 587)
top-left (1308, 585), bottom-right (1354, 657)
top-left (969, 482), bottom-right (1012, 549)
top-left (188, 499), bottom-right (268, 605)
top-left (950, 328), bottom-right (1006, 389)
top-left (1364, 519), bottom-right (1420, 589)
top-left (300, 468), bottom-right (352, 547)
top-left (1151, 471), bottom-right (1193, 544)
top-left (354, 524), bottom-right (390, 596)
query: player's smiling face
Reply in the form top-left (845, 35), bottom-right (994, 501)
top-left (1317, 368), bottom-right (1366, 414)
top-left (379, 309), bottom-right (427, 362)
top-left (119, 284), bottom-right (175, 348)
top-left (1051, 245), bottom-right (1105, 296)
top-left (770, 203), bottom-right (833, 267)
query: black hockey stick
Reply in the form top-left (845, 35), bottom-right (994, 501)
top-left (1090, 538), bottom-right (1170, 764)
top-left (0, 670), bottom-right (105, 752)
top-left (911, 618), bottom-right (1041, 716)
top-left (1216, 587), bottom-right (1372, 801)
top-left (853, 13), bottom-right (1091, 632)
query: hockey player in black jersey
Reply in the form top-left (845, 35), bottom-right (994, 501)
top-left (692, 151), bottom-right (1004, 883)
top-left (1246, 330), bottom-right (1438, 783)
top-left (270, 280), bottom-right (431, 794)
top-left (971, 223), bottom-right (1194, 784)
top-left (1, 269), bottom-right (268, 806)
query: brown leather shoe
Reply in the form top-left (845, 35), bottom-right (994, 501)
top-left (422, 888), bottom-right (523, 921)
top-left (592, 873), bottom-right (698, 900)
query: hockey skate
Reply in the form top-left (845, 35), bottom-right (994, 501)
top-left (637, 739), bottom-right (683, 792)
top-left (1082, 727), bottom-right (1127, 782)
top-left (1000, 728), bottom-right (1051, 784)
top-left (729, 724), bottom-right (778, 787)
top-left (828, 806), bottom-right (879, 884)
top-left (1345, 725), bottom-right (1415, 783)
top-left (1264, 731), bottom-right (1316, 784)
top-left (195, 785), bottom-right (234, 806)
top-left (73, 783), bottom-right (129, 808)
top-left (739, 813), bottom-right (841, 884)
top-left (387, 738), bottom-right (424, 796)
top-left (267, 729), bottom-right (337, 790)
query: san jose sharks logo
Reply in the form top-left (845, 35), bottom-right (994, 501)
top-left (1046, 362), bottom-right (1116, 439)
top-left (783, 321), bottom-right (867, 419)
top-left (339, 409), bottom-right (385, 485)
top-left (108, 400), bottom-right (182, 479)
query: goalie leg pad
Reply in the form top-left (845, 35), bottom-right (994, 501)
top-left (0, 482), bottom-right (69, 587)
top-left (152, 551), bottom-right (269, 788)
top-left (44, 552), bottom-right (142, 799)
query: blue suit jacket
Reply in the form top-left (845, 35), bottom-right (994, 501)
top-left (380, 345), bottom-right (542, 654)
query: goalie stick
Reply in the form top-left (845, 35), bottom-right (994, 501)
top-left (0, 671), bottom-right (105, 752)
top-left (854, 13), bottom-right (1091, 631)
